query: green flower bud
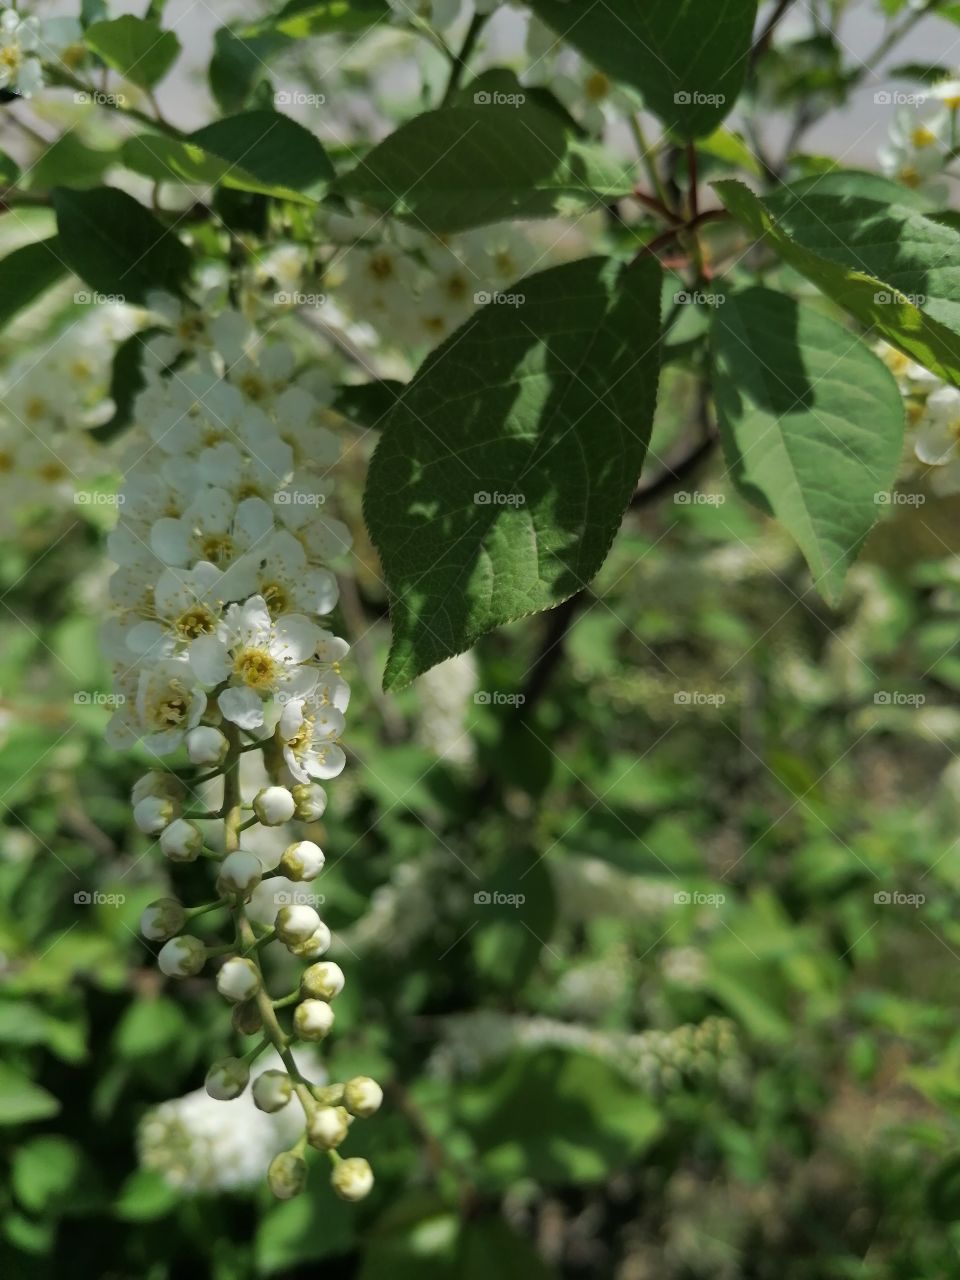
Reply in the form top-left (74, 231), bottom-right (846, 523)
top-left (159, 818), bottom-right (203, 862)
top-left (279, 840), bottom-right (325, 881)
top-left (301, 960), bottom-right (344, 1001)
top-left (268, 1150), bottom-right (308, 1200)
top-left (307, 1105), bottom-right (350, 1150)
top-left (331, 1156), bottom-right (374, 1201)
top-left (253, 1069), bottom-right (293, 1114)
top-left (140, 897), bottom-right (186, 942)
top-left (232, 1000), bottom-right (263, 1036)
top-left (205, 1056), bottom-right (250, 1100)
top-left (157, 934), bottom-right (206, 977)
top-left (343, 1076), bottom-right (383, 1119)
top-left (289, 923), bottom-right (332, 959)
top-left (216, 956), bottom-right (261, 1004)
top-left (294, 998), bottom-right (335, 1042)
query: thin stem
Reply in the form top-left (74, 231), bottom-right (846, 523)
top-left (440, 12), bottom-right (488, 107)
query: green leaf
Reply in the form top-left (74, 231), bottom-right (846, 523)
top-left (190, 110), bottom-right (335, 195)
top-left (711, 287), bottom-right (904, 604)
top-left (528, 0), bottom-right (758, 139)
top-left (256, 1171), bottom-right (357, 1272)
top-left (244, 0), bottom-right (390, 38)
top-left (92, 328), bottom-right (162, 442)
top-left (0, 237), bottom-right (66, 329)
top-left (12, 1137), bottom-right (83, 1214)
top-left (0, 1064), bottom-right (60, 1125)
top-left (0, 148), bottom-right (21, 184)
top-left (333, 379), bottom-right (406, 430)
top-left (457, 1048), bottom-right (662, 1187)
top-left (52, 187), bottom-right (192, 304)
top-left (714, 178), bottom-right (960, 387)
top-left (364, 255), bottom-right (662, 689)
top-left (113, 1169), bottom-right (178, 1222)
top-left (23, 131), bottom-right (116, 192)
top-left (85, 15), bottom-right (181, 87)
top-left (209, 27), bottom-right (285, 113)
top-left (333, 104), bottom-right (635, 233)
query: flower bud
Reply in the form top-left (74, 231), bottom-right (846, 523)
top-left (291, 782), bottom-right (327, 821)
top-left (217, 850), bottom-right (262, 901)
top-left (331, 1156), bottom-right (374, 1201)
top-left (279, 840), bottom-right (325, 881)
top-left (132, 771), bottom-right (182, 806)
top-left (252, 1069), bottom-right (293, 1113)
top-left (343, 1076), bottom-right (383, 1119)
top-left (253, 786), bottom-right (296, 826)
top-left (205, 1056), bottom-right (250, 1100)
top-left (157, 934), bottom-right (206, 977)
top-left (187, 726), bottom-right (229, 766)
top-left (140, 897), bottom-right (186, 942)
top-left (159, 818), bottom-right (203, 862)
top-left (306, 1105), bottom-right (350, 1150)
top-left (276, 903), bottom-right (321, 946)
top-left (294, 998), bottom-right (335, 1041)
top-left (268, 1150), bottom-right (307, 1200)
top-left (301, 960), bottom-right (344, 1002)
top-left (134, 794), bottom-right (175, 835)
top-left (289, 922), bottom-right (332, 959)
top-left (232, 1000), bottom-right (262, 1035)
top-left (216, 956), bottom-right (261, 1004)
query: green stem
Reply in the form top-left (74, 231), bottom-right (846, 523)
top-left (440, 12), bottom-right (488, 107)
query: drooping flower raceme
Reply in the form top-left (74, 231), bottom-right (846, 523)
top-left (105, 297), bottom-right (379, 1201)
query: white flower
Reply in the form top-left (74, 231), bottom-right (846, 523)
top-left (124, 561), bottom-right (228, 660)
top-left (187, 725), bottom-right (229, 766)
top-left (915, 385), bottom-right (960, 466)
top-left (133, 794), bottom-right (176, 834)
top-left (879, 106), bottom-right (950, 188)
top-left (306, 1104), bottom-right (349, 1149)
top-left (931, 77), bottom-right (960, 109)
top-left (135, 658), bottom-right (206, 753)
top-left (0, 9), bottom-right (42, 96)
top-left (151, 490), bottom-right (274, 571)
top-left (276, 903), bottom-right (321, 945)
top-left (224, 529), bottom-right (338, 619)
top-left (189, 595), bottom-right (320, 730)
top-left (276, 697), bottom-right (346, 782)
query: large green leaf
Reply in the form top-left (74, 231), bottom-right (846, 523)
top-left (243, 0), bottom-right (390, 37)
top-left (85, 15), bottom-right (181, 87)
top-left (456, 1048), bottom-right (662, 1187)
top-left (711, 287), bottom-right (904, 603)
top-left (190, 111), bottom-right (334, 194)
top-left (364, 256), bottom-right (663, 689)
top-left (333, 104), bottom-right (635, 233)
top-left (0, 238), bottom-right (66, 329)
top-left (52, 187), bottom-right (191, 304)
top-left (714, 178), bottom-right (960, 387)
top-left (529, 0), bottom-right (758, 139)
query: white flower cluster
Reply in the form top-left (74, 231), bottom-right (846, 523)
top-left (874, 341), bottom-right (960, 496)
top-left (416, 650), bottom-right (478, 765)
top-left (878, 80), bottom-right (960, 192)
top-left (0, 6), bottom-right (41, 96)
top-left (327, 216), bottom-right (539, 352)
top-left (104, 297), bottom-right (379, 1200)
top-left (0, 303), bottom-right (143, 535)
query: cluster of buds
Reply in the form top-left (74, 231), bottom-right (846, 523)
top-left (107, 294), bottom-right (380, 1199)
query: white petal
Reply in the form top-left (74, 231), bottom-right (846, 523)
top-left (219, 685), bottom-right (265, 729)
top-left (190, 635), bottom-right (231, 685)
